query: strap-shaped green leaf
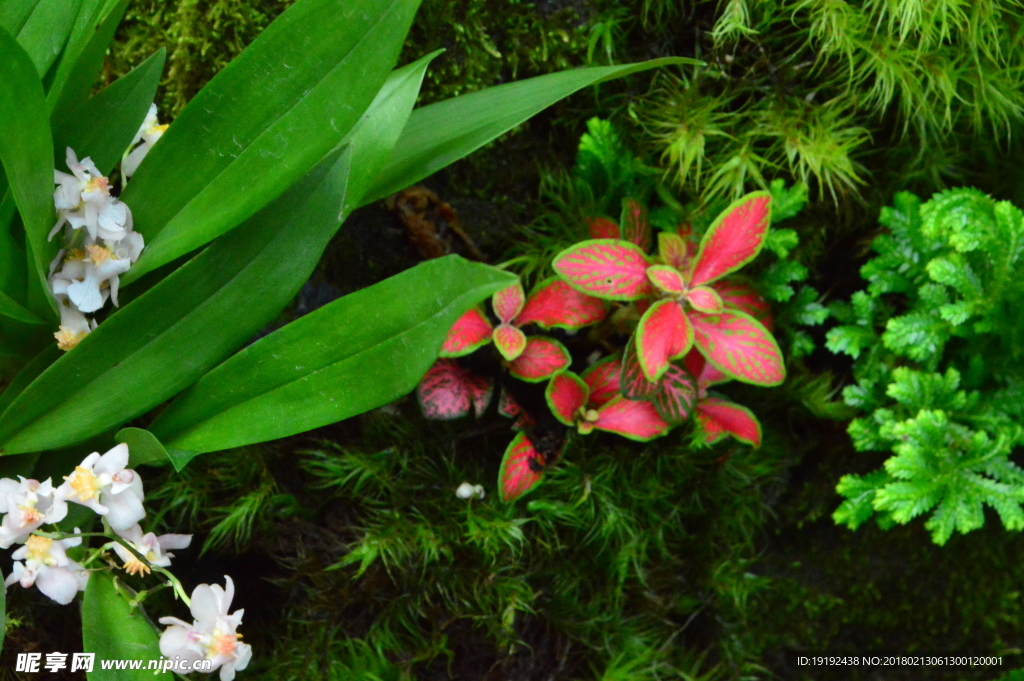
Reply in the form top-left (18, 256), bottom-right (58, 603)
top-left (0, 0), bottom-right (40, 34)
top-left (150, 257), bottom-right (516, 457)
top-left (0, 146), bottom-right (353, 455)
top-left (82, 572), bottom-right (162, 681)
top-left (120, 0), bottom-right (422, 285)
top-left (0, 344), bottom-right (59, 417)
top-left (359, 57), bottom-right (691, 205)
top-left (0, 289), bottom-right (42, 325)
top-left (54, 48), bottom-right (166, 175)
top-left (11, 0), bottom-right (82, 76)
top-left (0, 27), bottom-right (56, 319)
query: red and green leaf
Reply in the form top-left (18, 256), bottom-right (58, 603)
top-left (690, 310), bottom-right (785, 386)
top-left (658, 232), bottom-right (691, 271)
top-left (507, 336), bottom-right (571, 382)
top-left (417, 360), bottom-right (494, 420)
top-left (594, 396), bottom-right (671, 441)
top-left (498, 390), bottom-right (534, 430)
top-left (683, 348), bottom-right (729, 389)
top-left (493, 323), bottom-right (527, 361)
top-left (686, 286), bottom-right (724, 314)
top-left (620, 335), bottom-right (660, 399)
top-left (651, 364), bottom-right (697, 425)
top-left (697, 398), bottom-right (762, 447)
top-left (587, 216), bottom-right (620, 239)
top-left (553, 239), bottom-right (652, 301)
top-left (440, 307), bottom-right (494, 357)
top-left (714, 279), bottom-right (773, 331)
top-left (492, 281), bottom-right (526, 324)
top-left (582, 355), bottom-right (622, 408)
top-left (689, 192), bottom-right (772, 287)
top-left (646, 265), bottom-right (686, 294)
top-left (636, 300), bottom-right (693, 382)
top-left (515, 278), bottom-right (607, 330)
top-left (545, 371), bottom-right (589, 425)
top-left (621, 198), bottom-right (651, 251)
top-left (498, 432), bottom-right (546, 502)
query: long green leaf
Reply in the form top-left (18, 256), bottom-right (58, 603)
top-left (82, 572), bottom-right (162, 681)
top-left (13, 0), bottom-right (82, 76)
top-left (151, 257), bottom-right (515, 456)
top-left (0, 0), bottom-right (41, 34)
top-left (0, 289), bottom-right (42, 324)
top-left (360, 57), bottom-right (690, 205)
top-left (54, 48), bottom-right (165, 175)
top-left (0, 344), bottom-right (59, 417)
top-left (119, 0), bottom-right (421, 285)
top-left (0, 27), bottom-right (56, 319)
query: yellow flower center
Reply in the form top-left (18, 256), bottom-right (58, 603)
top-left (66, 466), bottom-right (101, 501)
top-left (149, 123), bottom-right (169, 135)
top-left (86, 244), bottom-right (113, 264)
top-left (209, 632), bottom-right (238, 657)
top-left (84, 176), bottom-right (109, 193)
top-left (25, 535), bottom-right (53, 562)
top-left (122, 556), bottom-right (151, 576)
top-left (55, 327), bottom-right (88, 351)
top-left (17, 504), bottom-right (44, 528)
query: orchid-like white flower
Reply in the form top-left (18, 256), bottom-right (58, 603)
top-left (51, 292), bottom-right (98, 351)
top-left (455, 482), bottom-right (486, 500)
top-left (0, 477), bottom-right (68, 548)
top-left (50, 242), bottom-right (137, 313)
top-left (56, 444), bottom-right (145, 532)
top-left (50, 147), bottom-right (133, 242)
top-left (5, 532), bottom-right (88, 605)
top-left (122, 104), bottom-right (168, 180)
top-left (112, 524), bottom-right (191, 576)
top-left (159, 576), bottom-right (252, 681)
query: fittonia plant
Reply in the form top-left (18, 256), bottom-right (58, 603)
top-left (417, 192), bottom-right (786, 502)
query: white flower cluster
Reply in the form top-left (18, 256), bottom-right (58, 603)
top-left (160, 576), bottom-right (252, 681)
top-left (47, 105), bottom-right (167, 352)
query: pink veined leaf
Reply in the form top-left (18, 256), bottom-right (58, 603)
top-left (498, 390), bottom-right (535, 430)
top-left (492, 281), bottom-right (526, 324)
top-left (587, 216), bottom-right (621, 239)
top-left (417, 360), bottom-right (494, 420)
top-left (621, 198), bottom-right (651, 251)
top-left (582, 355), bottom-right (622, 408)
top-left (594, 396), bottom-right (671, 441)
top-left (658, 232), bottom-right (691, 271)
top-left (620, 335), bottom-right (660, 399)
top-left (651, 364), bottom-right (697, 425)
top-left (553, 239), bottom-right (652, 301)
top-left (493, 323), bottom-right (527, 361)
top-left (636, 300), bottom-right (694, 382)
top-left (686, 286), bottom-right (724, 314)
top-left (690, 310), bottom-right (785, 386)
top-left (714, 279), bottom-right (773, 331)
top-left (697, 398), bottom-right (762, 447)
top-left (439, 307), bottom-right (494, 357)
top-left (507, 336), bottom-right (571, 382)
top-left (689, 192), bottom-right (772, 287)
top-left (498, 432), bottom-right (546, 502)
top-left (515, 278), bottom-right (607, 330)
top-left (683, 348), bottom-right (729, 389)
top-left (646, 265), bottom-right (686, 294)
top-left (545, 371), bottom-right (589, 426)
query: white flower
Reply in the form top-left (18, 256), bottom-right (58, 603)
top-left (50, 244), bottom-right (134, 313)
top-left (0, 477), bottom-right (68, 548)
top-left (122, 104), bottom-right (168, 180)
top-left (455, 482), bottom-right (485, 500)
top-left (159, 576), bottom-right (252, 681)
top-left (56, 444), bottom-right (145, 532)
top-left (112, 524), bottom-right (191, 576)
top-left (5, 532), bottom-right (88, 605)
top-left (50, 147), bottom-right (133, 242)
top-left (51, 293), bottom-right (98, 351)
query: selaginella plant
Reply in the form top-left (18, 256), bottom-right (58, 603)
top-left (417, 190), bottom-right (787, 502)
top-left (828, 188), bottom-right (1024, 545)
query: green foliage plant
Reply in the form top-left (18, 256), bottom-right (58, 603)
top-left (828, 188), bottom-right (1024, 545)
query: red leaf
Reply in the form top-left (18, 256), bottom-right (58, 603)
top-left (658, 232), bottom-right (691, 271)
top-left (686, 286), bottom-right (723, 313)
top-left (492, 282), bottom-right (526, 324)
top-left (553, 239), bottom-right (652, 301)
top-left (651, 364), bottom-right (697, 425)
top-left (697, 398), bottom-right (762, 447)
top-left (582, 355), bottom-right (622, 408)
top-left (498, 432), bottom-right (546, 502)
top-left (646, 265), bottom-right (685, 294)
top-left (714, 279), bottom-right (773, 331)
top-left (545, 371), bottom-right (589, 425)
top-left (493, 323), bottom-right (527, 361)
top-left (587, 216), bottom-right (620, 239)
top-left (440, 307), bottom-right (494, 357)
top-left (515, 278), bottom-right (607, 330)
top-left (417, 360), bottom-right (493, 420)
top-left (636, 300), bottom-right (693, 382)
top-left (508, 337), bottom-right (571, 382)
top-left (689, 192), bottom-right (772, 287)
top-left (683, 348), bottom-right (729, 388)
top-left (620, 335), bottom-right (660, 399)
top-left (691, 310), bottom-right (785, 386)
top-left (621, 198), bottom-right (651, 251)
top-left (594, 396), bottom-right (670, 441)
top-left (498, 390), bottom-right (534, 430)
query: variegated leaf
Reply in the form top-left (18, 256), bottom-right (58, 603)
top-left (621, 198), bottom-right (651, 251)
top-left (515, 278), bottom-right (607, 330)
top-left (498, 390), bottom-right (534, 430)
top-left (587, 216), bottom-right (620, 239)
top-left (686, 286), bottom-right (724, 313)
top-left (697, 398), bottom-right (762, 446)
top-left (714, 279), bottom-right (773, 331)
top-left (683, 348), bottom-right (729, 389)
top-left (581, 355), bottom-right (622, 408)
top-left (507, 336), bottom-right (571, 382)
top-left (620, 336), bottom-right (660, 399)
top-left (658, 232), bottom-right (691, 271)
top-left (498, 431), bottom-right (546, 502)
top-left (594, 396), bottom-right (671, 441)
top-left (416, 360), bottom-right (493, 420)
top-left (651, 364), bottom-right (697, 425)
top-left (690, 310), bottom-right (785, 386)
top-left (493, 323), bottom-right (527, 361)
top-left (439, 307), bottom-right (494, 357)
top-left (646, 265), bottom-right (686, 294)
top-left (689, 192), bottom-right (771, 287)
top-left (553, 239), bottom-right (651, 301)
top-left (636, 300), bottom-right (693, 382)
top-left (492, 281), bottom-right (526, 324)
top-left (545, 371), bottom-right (589, 426)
